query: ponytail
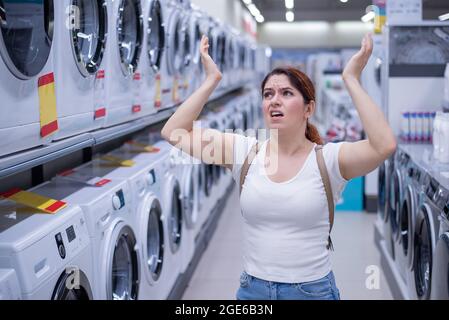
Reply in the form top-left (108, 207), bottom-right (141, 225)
top-left (306, 121), bottom-right (324, 145)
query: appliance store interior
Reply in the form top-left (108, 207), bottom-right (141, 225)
top-left (0, 0), bottom-right (449, 300)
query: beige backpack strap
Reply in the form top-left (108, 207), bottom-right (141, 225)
top-left (239, 142), bottom-right (259, 196)
top-left (315, 145), bottom-right (335, 251)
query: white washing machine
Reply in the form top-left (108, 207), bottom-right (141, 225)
top-left (0, 268), bottom-right (21, 299)
top-left (69, 144), bottom-right (176, 299)
top-left (161, 0), bottom-right (189, 109)
top-left (0, 185), bottom-right (94, 300)
top-left (138, 0), bottom-right (166, 114)
top-left (47, 175), bottom-right (140, 300)
top-left (0, 0), bottom-right (56, 157)
top-left (52, 0), bottom-right (108, 141)
top-left (103, 0), bottom-right (144, 127)
top-left (184, 5), bottom-right (203, 98)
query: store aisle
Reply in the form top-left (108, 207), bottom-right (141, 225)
top-left (182, 186), bottom-right (393, 300)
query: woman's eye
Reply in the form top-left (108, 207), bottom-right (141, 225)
top-left (263, 92), bottom-right (272, 98)
top-left (284, 91), bottom-right (293, 96)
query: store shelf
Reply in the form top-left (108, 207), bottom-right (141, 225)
top-left (0, 85), bottom-right (247, 180)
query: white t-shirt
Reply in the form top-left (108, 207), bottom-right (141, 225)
top-left (231, 134), bottom-right (348, 283)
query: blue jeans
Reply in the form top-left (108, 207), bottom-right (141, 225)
top-left (236, 271), bottom-right (341, 300)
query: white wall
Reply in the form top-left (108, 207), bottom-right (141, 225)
top-left (258, 21), bottom-right (373, 48)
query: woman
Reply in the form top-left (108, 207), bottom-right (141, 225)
top-left (161, 34), bottom-right (396, 300)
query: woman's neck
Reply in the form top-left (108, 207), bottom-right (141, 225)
top-left (268, 129), bottom-right (312, 157)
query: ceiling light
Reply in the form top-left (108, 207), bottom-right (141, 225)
top-left (286, 11), bottom-right (294, 22)
top-left (361, 11), bottom-right (376, 23)
top-left (340, 0), bottom-right (348, 3)
top-left (439, 13), bottom-right (449, 21)
top-left (285, 0), bottom-right (294, 9)
top-left (255, 15), bottom-right (265, 23)
top-left (247, 3), bottom-right (260, 17)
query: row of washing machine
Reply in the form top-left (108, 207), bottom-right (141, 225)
top-left (0, 88), bottom-right (263, 299)
top-left (377, 144), bottom-right (449, 299)
top-left (0, 0), bottom-right (270, 158)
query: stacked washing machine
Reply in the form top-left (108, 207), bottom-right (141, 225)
top-left (0, 0), bottom-right (56, 157)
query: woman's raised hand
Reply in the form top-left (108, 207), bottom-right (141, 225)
top-left (200, 35), bottom-right (222, 83)
top-left (342, 33), bottom-right (373, 83)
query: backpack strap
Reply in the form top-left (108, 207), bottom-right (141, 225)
top-left (315, 145), bottom-right (335, 251)
top-left (239, 142), bottom-right (259, 196)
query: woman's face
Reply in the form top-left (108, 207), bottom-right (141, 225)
top-left (262, 74), bottom-right (311, 131)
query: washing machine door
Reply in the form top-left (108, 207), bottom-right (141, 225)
top-left (403, 185), bottom-right (418, 269)
top-left (52, 269), bottom-right (93, 300)
top-left (166, 8), bottom-right (185, 75)
top-left (392, 168), bottom-right (403, 241)
top-left (190, 15), bottom-right (201, 66)
top-left (431, 230), bottom-right (449, 299)
top-left (106, 223), bottom-right (139, 300)
top-left (182, 165), bottom-right (197, 229)
top-left (167, 177), bottom-right (183, 253)
top-left (0, 0), bottom-right (54, 79)
top-left (70, 0), bottom-right (107, 76)
top-left (147, 0), bottom-right (165, 73)
top-left (144, 197), bottom-right (164, 281)
top-left (116, 0), bottom-right (143, 76)
top-left (378, 160), bottom-right (387, 221)
top-left (413, 202), bottom-right (434, 300)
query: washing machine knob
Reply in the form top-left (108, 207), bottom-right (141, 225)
top-left (146, 172), bottom-right (156, 186)
top-left (112, 195), bottom-right (122, 210)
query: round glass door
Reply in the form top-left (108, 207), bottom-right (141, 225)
top-left (182, 17), bottom-right (191, 71)
top-left (116, 0), bottom-right (143, 76)
top-left (0, 0), bottom-right (54, 79)
top-left (147, 0), bottom-right (164, 73)
top-left (431, 232), bottom-right (449, 299)
top-left (70, 0), bottom-right (107, 76)
top-left (191, 19), bottom-right (201, 65)
top-left (147, 198), bottom-right (164, 280)
top-left (414, 204), bottom-right (433, 300)
top-left (111, 226), bottom-right (138, 300)
top-left (52, 270), bottom-right (92, 300)
top-left (168, 181), bottom-right (183, 253)
top-left (400, 192), bottom-right (410, 255)
top-left (183, 168), bottom-right (196, 228)
top-left (378, 162), bottom-right (386, 220)
top-left (389, 169), bottom-right (400, 237)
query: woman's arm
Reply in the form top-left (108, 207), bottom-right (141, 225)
top-left (339, 33), bottom-right (397, 181)
top-left (161, 36), bottom-right (235, 170)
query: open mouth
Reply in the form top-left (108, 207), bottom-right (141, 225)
top-left (270, 111), bottom-right (284, 118)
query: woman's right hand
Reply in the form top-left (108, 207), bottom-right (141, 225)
top-left (200, 35), bottom-right (222, 83)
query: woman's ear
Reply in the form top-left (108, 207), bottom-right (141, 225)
top-left (306, 101), bottom-right (316, 118)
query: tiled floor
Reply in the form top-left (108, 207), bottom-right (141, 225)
top-left (182, 187), bottom-right (393, 300)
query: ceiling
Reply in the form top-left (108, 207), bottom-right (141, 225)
top-left (247, 0), bottom-right (449, 22)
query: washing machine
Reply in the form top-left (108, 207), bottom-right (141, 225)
top-left (52, 0), bottom-right (108, 141)
top-left (401, 158), bottom-right (424, 298)
top-left (0, 0), bottom-right (56, 157)
top-left (431, 200), bottom-right (449, 299)
top-left (392, 150), bottom-right (410, 285)
top-left (410, 175), bottom-right (448, 300)
top-left (382, 156), bottom-right (396, 261)
top-left (69, 143), bottom-right (177, 299)
top-left (122, 138), bottom-right (188, 294)
top-left (103, 0), bottom-right (144, 128)
top-left (0, 268), bottom-right (21, 299)
top-left (184, 6), bottom-right (203, 98)
top-left (0, 185), bottom-right (94, 300)
top-left (137, 0), bottom-right (166, 115)
top-left (161, 0), bottom-right (189, 109)
top-left (48, 174), bottom-right (139, 300)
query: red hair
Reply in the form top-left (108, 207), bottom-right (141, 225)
top-left (261, 67), bottom-right (324, 145)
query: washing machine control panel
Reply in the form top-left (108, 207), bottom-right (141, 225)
top-left (55, 233), bottom-right (66, 259)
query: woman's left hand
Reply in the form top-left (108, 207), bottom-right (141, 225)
top-left (342, 33), bottom-right (373, 83)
